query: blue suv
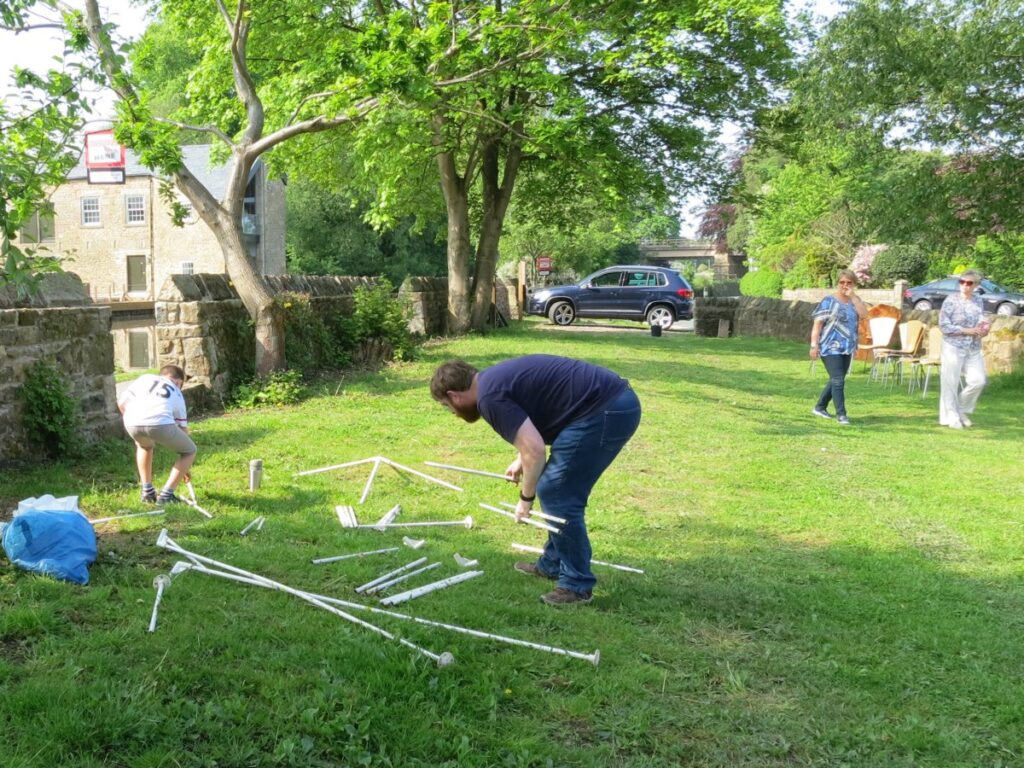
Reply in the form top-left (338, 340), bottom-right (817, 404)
top-left (527, 265), bottom-right (694, 328)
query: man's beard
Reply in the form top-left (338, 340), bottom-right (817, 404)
top-left (452, 401), bottom-right (480, 423)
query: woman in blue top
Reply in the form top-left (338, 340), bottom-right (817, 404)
top-left (809, 270), bottom-right (869, 425)
top-left (938, 269), bottom-right (990, 429)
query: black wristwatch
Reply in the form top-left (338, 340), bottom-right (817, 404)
top-left (519, 491), bottom-right (536, 503)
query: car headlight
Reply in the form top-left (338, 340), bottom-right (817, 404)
top-left (532, 290), bottom-right (551, 302)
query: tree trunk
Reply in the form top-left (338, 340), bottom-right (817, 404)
top-left (436, 147), bottom-right (473, 334)
top-left (469, 134), bottom-right (522, 330)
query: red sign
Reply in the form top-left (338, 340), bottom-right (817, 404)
top-left (85, 129), bottom-right (126, 170)
top-left (536, 256), bottom-right (552, 274)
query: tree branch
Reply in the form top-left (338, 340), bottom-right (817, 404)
top-left (153, 117), bottom-right (233, 146)
top-left (245, 97), bottom-right (380, 159)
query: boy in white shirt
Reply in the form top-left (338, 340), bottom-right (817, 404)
top-left (117, 364), bottom-right (197, 504)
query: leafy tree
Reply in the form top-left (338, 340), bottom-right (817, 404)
top-left (972, 234), bottom-right (1024, 291)
top-left (1, 0), bottom-right (94, 295)
top-left (870, 244), bottom-right (929, 287)
top-left (281, 0), bottom-right (790, 333)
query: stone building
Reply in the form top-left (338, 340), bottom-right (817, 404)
top-left (15, 145), bottom-right (286, 370)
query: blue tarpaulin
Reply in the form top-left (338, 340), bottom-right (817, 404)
top-left (1, 496), bottom-right (97, 585)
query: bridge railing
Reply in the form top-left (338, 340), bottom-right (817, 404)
top-left (639, 237), bottom-right (714, 250)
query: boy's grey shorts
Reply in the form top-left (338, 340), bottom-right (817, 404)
top-left (127, 424), bottom-right (197, 455)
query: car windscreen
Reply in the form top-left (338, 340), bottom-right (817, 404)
top-left (981, 279), bottom-right (1007, 293)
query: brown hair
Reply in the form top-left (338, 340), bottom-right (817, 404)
top-left (430, 360), bottom-right (477, 401)
top-left (160, 364), bottom-right (186, 383)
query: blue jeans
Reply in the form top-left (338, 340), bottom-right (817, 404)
top-left (815, 353), bottom-right (852, 417)
top-left (534, 387), bottom-right (641, 594)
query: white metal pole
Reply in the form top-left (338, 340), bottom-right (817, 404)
top-left (312, 546), bottom-right (399, 565)
top-left (184, 482), bottom-right (213, 519)
top-left (479, 503), bottom-right (560, 534)
top-left (147, 574), bottom-right (171, 633)
top-left (498, 501), bottom-right (568, 526)
top-left (511, 543), bottom-right (645, 574)
top-left (402, 537), bottom-right (426, 549)
top-left (240, 516), bottom-right (263, 536)
top-left (373, 504), bottom-right (401, 531)
top-left (365, 562), bottom-right (442, 594)
top-left (353, 516), bottom-right (473, 531)
top-left (381, 459), bottom-right (463, 492)
top-left (90, 509), bottom-right (166, 525)
top-left (293, 456), bottom-right (378, 477)
top-left (423, 461), bottom-right (510, 481)
top-left (355, 556), bottom-right (428, 593)
top-left (380, 570), bottom-right (484, 606)
top-left (172, 559), bottom-right (600, 666)
top-left (155, 534), bottom-right (452, 666)
top-left (359, 458), bottom-right (383, 504)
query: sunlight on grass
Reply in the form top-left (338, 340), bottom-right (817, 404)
top-left (2, 319), bottom-right (1022, 766)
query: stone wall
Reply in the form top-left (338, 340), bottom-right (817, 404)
top-left (695, 296), bottom-right (1024, 374)
top-left (0, 274), bottom-right (120, 461)
top-left (403, 276), bottom-right (448, 335)
top-left (782, 281), bottom-right (908, 306)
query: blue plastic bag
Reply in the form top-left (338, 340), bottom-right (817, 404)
top-left (1, 510), bottom-right (97, 585)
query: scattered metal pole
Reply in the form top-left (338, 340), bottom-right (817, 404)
top-left (184, 482), bottom-right (213, 519)
top-left (155, 532), bottom-right (453, 667)
top-left (479, 503), bottom-right (560, 534)
top-left (423, 461), bottom-right (510, 481)
top-left (355, 557), bottom-right (429, 594)
top-left (311, 547), bottom-right (399, 565)
top-left (89, 509), bottom-right (166, 525)
top-left (498, 501), bottom-right (568, 526)
top-left (293, 457), bottom-right (378, 477)
top-left (373, 504), bottom-right (401, 531)
top-left (344, 516), bottom-right (473, 532)
top-left (147, 574), bottom-right (171, 633)
top-left (336, 505), bottom-right (358, 527)
top-left (170, 558), bottom-right (601, 666)
top-left (379, 458), bottom-right (463, 493)
top-left (453, 553), bottom-right (479, 568)
top-left (380, 571), bottom-right (484, 606)
top-left (359, 457), bottom-right (383, 504)
top-left (248, 459), bottom-right (263, 491)
top-left (402, 537), bottom-right (426, 549)
top-left (510, 543), bottom-right (645, 574)
top-left (240, 516), bottom-right (264, 536)
top-left (365, 562), bottom-right (442, 594)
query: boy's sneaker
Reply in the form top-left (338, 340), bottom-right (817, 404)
top-left (541, 587), bottom-right (593, 606)
top-left (157, 491), bottom-right (186, 506)
top-left (812, 407), bottom-right (832, 419)
top-left (514, 562), bottom-right (556, 580)
top-left (837, 416), bottom-right (851, 425)
top-left (141, 489), bottom-right (157, 504)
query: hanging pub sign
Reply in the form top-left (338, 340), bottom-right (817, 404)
top-left (85, 129), bottom-right (126, 184)
top-left (536, 256), bottom-right (552, 275)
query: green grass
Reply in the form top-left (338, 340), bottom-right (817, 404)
top-left (2, 319), bottom-right (1023, 767)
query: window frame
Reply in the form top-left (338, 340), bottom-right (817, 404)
top-left (80, 196), bottom-right (101, 227)
top-left (124, 193), bottom-right (146, 225)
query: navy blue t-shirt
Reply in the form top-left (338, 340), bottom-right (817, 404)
top-left (476, 355), bottom-right (628, 445)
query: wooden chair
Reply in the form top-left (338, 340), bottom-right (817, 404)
top-left (877, 319), bottom-right (925, 385)
top-left (856, 305), bottom-right (900, 380)
top-left (908, 326), bottom-right (944, 396)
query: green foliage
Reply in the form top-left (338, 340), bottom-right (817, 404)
top-left (278, 292), bottom-right (351, 374)
top-left (351, 279), bottom-right (417, 361)
top-left (740, 269), bottom-right (784, 298)
top-left (871, 244), bottom-right (929, 287)
top-left (231, 370), bottom-right (304, 409)
top-left (972, 234), bottom-right (1024, 291)
top-left (18, 360), bottom-right (81, 459)
top-left (782, 258), bottom-right (817, 289)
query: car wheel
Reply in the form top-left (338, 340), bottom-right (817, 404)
top-left (548, 301), bottom-right (576, 326)
top-left (996, 302), bottom-right (1018, 316)
top-left (913, 300), bottom-right (933, 311)
top-left (646, 305), bottom-right (675, 329)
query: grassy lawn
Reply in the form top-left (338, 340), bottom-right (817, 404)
top-left (2, 318), bottom-right (1022, 767)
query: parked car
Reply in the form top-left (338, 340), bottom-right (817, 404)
top-left (527, 265), bottom-right (694, 328)
top-left (903, 277), bottom-right (1024, 316)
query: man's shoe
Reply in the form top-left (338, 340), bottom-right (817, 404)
top-left (812, 407), bottom-right (832, 419)
top-left (961, 415), bottom-right (973, 427)
top-left (514, 562), bottom-right (556, 580)
top-left (540, 587), bottom-right (593, 606)
top-left (141, 490), bottom-right (157, 504)
top-left (157, 492), bottom-right (186, 506)
top-left (837, 416), bottom-right (851, 425)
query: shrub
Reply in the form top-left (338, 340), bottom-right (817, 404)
top-left (871, 244), bottom-right (929, 286)
top-left (278, 292), bottom-right (350, 374)
top-left (740, 269), bottom-right (784, 298)
top-left (19, 360), bottom-right (82, 458)
top-left (972, 234), bottom-right (1024, 291)
top-left (350, 279), bottom-right (417, 361)
top-left (231, 370), bottom-right (305, 409)
top-left (782, 258), bottom-right (816, 289)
